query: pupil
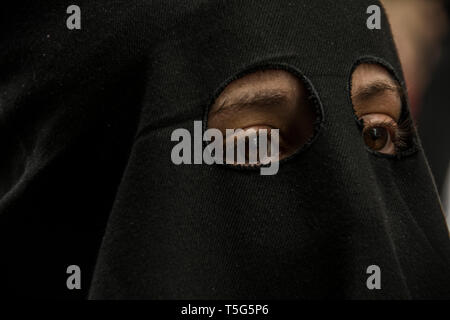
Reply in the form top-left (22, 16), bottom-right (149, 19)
top-left (364, 126), bottom-right (388, 151)
top-left (369, 127), bottom-right (383, 140)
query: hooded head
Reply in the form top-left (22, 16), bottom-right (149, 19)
top-left (83, 0), bottom-right (450, 299)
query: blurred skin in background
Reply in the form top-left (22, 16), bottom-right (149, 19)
top-left (382, 0), bottom-right (450, 227)
top-left (382, 0), bottom-right (448, 119)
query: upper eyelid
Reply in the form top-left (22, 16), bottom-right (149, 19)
top-left (352, 80), bottom-right (404, 104)
top-left (362, 116), bottom-right (398, 128)
top-left (352, 81), bottom-right (403, 120)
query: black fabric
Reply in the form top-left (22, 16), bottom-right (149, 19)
top-left (0, 0), bottom-right (449, 299)
top-left (419, 23), bottom-right (450, 194)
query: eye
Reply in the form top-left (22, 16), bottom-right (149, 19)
top-left (360, 114), bottom-right (401, 155)
top-left (363, 124), bottom-right (394, 154)
top-left (223, 126), bottom-right (282, 165)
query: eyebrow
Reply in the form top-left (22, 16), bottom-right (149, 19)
top-left (352, 80), bottom-right (404, 103)
top-left (210, 89), bottom-right (290, 117)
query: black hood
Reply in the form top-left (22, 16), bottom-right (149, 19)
top-left (0, 0), bottom-right (449, 299)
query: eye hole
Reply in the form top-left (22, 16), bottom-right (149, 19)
top-left (350, 63), bottom-right (414, 156)
top-left (207, 69), bottom-right (319, 167)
